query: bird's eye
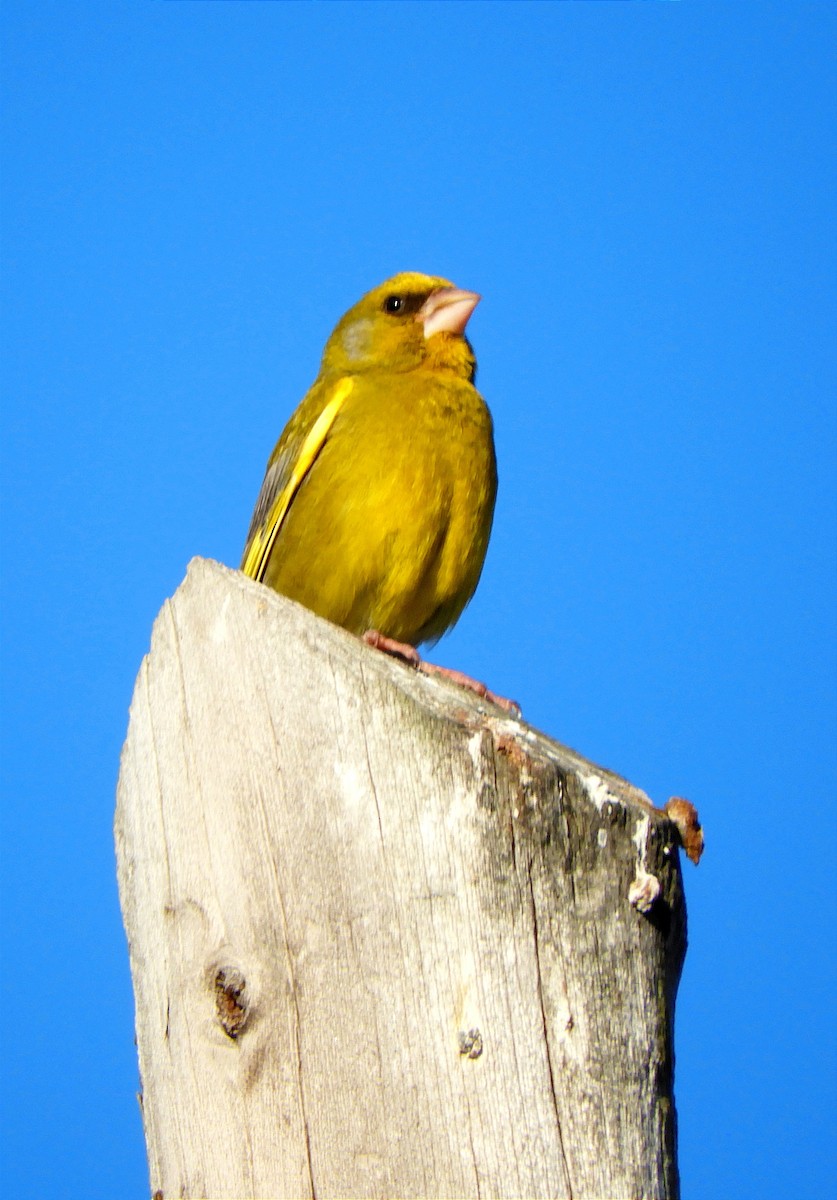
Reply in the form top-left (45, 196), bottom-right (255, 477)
top-left (384, 295), bottom-right (405, 314)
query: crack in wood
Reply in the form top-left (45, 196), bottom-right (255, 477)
top-left (527, 860), bottom-right (574, 1200)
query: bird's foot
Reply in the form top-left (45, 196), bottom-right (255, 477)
top-left (419, 661), bottom-right (521, 716)
top-left (362, 629), bottom-right (520, 716)
top-left (361, 629), bottom-right (421, 667)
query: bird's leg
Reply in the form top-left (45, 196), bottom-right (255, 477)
top-left (362, 629), bottom-right (520, 716)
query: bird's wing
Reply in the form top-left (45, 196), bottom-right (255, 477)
top-left (241, 376), bottom-right (355, 582)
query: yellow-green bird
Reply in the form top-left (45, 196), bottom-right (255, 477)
top-left (241, 271), bottom-right (497, 662)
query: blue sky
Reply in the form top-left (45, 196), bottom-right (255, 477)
top-left (2, 2), bottom-right (835, 1196)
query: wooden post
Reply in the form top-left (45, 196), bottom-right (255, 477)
top-left (115, 558), bottom-right (688, 1199)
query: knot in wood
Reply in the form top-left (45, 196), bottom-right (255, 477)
top-left (214, 966), bottom-right (248, 1039)
top-left (457, 1028), bottom-right (483, 1059)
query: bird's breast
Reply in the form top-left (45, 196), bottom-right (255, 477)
top-left (264, 370), bottom-right (496, 645)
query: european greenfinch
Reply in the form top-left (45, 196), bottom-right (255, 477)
top-left (241, 271), bottom-right (500, 689)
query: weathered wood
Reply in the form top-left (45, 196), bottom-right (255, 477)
top-left (115, 557), bottom-right (687, 1199)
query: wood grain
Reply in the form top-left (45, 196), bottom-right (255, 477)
top-left (115, 557), bottom-right (687, 1199)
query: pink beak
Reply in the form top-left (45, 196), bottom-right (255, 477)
top-left (417, 287), bottom-right (480, 338)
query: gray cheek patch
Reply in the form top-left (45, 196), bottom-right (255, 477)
top-left (342, 318), bottom-right (372, 363)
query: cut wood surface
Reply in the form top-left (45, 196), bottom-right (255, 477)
top-left (115, 557), bottom-right (688, 1199)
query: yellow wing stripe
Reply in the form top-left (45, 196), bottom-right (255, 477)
top-left (242, 377), bottom-right (354, 582)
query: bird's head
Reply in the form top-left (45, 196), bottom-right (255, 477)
top-left (321, 272), bottom-right (480, 380)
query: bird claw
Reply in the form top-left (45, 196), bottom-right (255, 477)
top-left (419, 662), bottom-right (521, 715)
